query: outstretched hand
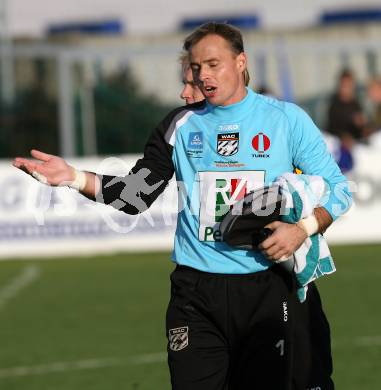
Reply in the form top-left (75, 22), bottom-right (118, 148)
top-left (258, 221), bottom-right (308, 262)
top-left (13, 149), bottom-right (75, 187)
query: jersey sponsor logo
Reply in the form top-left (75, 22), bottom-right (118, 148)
top-left (218, 124), bottom-right (240, 131)
top-left (187, 132), bottom-right (203, 158)
top-left (188, 132), bottom-right (203, 150)
top-left (198, 171), bottom-right (265, 241)
top-left (252, 132), bottom-right (271, 158)
top-left (214, 160), bottom-right (245, 168)
top-left (168, 326), bottom-right (189, 351)
top-left (217, 133), bottom-right (239, 156)
top-left (214, 178), bottom-right (247, 222)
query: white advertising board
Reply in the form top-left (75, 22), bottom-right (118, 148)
top-left (324, 144), bottom-right (381, 244)
top-left (0, 155), bottom-right (177, 259)
top-left (0, 145), bottom-right (380, 259)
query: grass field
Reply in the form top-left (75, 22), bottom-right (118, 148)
top-left (0, 244), bottom-right (380, 390)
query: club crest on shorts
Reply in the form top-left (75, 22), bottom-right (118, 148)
top-left (169, 326), bottom-right (189, 351)
top-left (217, 133), bottom-right (239, 156)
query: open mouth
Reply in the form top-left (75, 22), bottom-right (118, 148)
top-left (203, 85), bottom-right (217, 97)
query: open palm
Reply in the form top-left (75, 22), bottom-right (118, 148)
top-left (13, 149), bottom-right (74, 186)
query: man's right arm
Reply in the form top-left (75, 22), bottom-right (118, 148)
top-left (13, 107), bottom-right (187, 214)
top-left (90, 106), bottom-right (192, 214)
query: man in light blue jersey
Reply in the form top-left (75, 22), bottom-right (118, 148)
top-left (14, 22), bottom-right (352, 390)
top-left (180, 48), bottom-right (337, 390)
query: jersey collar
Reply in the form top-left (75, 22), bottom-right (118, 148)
top-left (205, 88), bottom-right (257, 122)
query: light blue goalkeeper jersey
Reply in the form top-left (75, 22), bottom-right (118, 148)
top-left (167, 88), bottom-right (352, 274)
top-left (100, 88), bottom-right (352, 274)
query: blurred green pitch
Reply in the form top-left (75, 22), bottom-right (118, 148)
top-left (0, 244), bottom-right (380, 390)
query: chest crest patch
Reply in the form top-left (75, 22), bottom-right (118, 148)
top-left (217, 133), bottom-right (239, 156)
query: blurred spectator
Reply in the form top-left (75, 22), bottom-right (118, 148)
top-left (323, 132), bottom-right (354, 174)
top-left (327, 69), bottom-right (368, 142)
top-left (367, 77), bottom-right (381, 132)
top-left (336, 133), bottom-right (354, 173)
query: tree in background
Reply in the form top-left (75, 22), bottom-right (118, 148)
top-left (93, 67), bottom-right (175, 155)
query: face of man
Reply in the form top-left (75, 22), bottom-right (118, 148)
top-left (180, 67), bottom-right (204, 105)
top-left (190, 34), bottom-right (247, 107)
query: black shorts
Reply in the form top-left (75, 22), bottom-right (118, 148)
top-left (292, 282), bottom-right (334, 390)
top-left (166, 264), bottom-right (298, 390)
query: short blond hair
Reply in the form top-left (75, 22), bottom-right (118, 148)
top-left (183, 22), bottom-right (250, 86)
top-left (179, 51), bottom-right (190, 76)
